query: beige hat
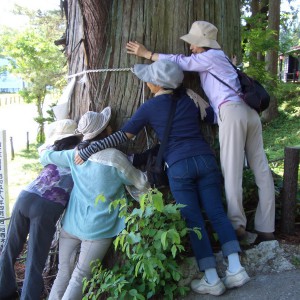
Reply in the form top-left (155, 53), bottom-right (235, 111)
top-left (45, 119), bottom-right (81, 146)
top-left (180, 21), bottom-right (221, 49)
top-left (76, 107), bottom-right (112, 141)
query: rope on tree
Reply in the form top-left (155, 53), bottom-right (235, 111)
top-left (67, 67), bottom-right (134, 79)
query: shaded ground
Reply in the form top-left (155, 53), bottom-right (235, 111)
top-left (9, 225), bottom-right (300, 300)
top-left (183, 269), bottom-right (300, 300)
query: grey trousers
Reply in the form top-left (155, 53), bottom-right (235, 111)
top-left (0, 190), bottom-right (64, 300)
top-left (48, 229), bottom-right (112, 300)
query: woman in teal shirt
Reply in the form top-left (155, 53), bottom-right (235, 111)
top-left (40, 108), bottom-right (149, 300)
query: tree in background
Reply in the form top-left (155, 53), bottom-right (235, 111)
top-left (0, 6), bottom-right (66, 143)
top-left (241, 0), bottom-right (281, 122)
top-left (280, 0), bottom-right (300, 52)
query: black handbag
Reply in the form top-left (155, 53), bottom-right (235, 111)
top-left (133, 144), bottom-right (169, 188)
top-left (209, 58), bottom-right (270, 113)
top-left (133, 97), bottom-right (178, 188)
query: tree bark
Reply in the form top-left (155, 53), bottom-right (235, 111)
top-left (249, 0), bottom-right (259, 65)
top-left (65, 0), bottom-right (241, 152)
top-left (262, 0), bottom-right (280, 122)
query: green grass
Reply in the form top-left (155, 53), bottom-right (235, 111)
top-left (263, 83), bottom-right (300, 177)
top-left (7, 144), bottom-right (42, 211)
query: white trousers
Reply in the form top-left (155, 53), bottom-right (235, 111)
top-left (218, 101), bottom-right (275, 233)
top-left (48, 229), bottom-right (112, 300)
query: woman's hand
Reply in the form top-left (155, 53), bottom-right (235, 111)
top-left (74, 150), bottom-right (85, 165)
top-left (126, 41), bottom-right (150, 59)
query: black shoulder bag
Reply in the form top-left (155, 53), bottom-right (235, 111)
top-left (209, 58), bottom-right (270, 113)
top-left (133, 97), bottom-right (178, 188)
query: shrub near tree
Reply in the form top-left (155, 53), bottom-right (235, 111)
top-left (82, 189), bottom-right (201, 300)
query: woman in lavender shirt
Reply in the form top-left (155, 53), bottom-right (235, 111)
top-left (126, 21), bottom-right (275, 244)
top-left (0, 119), bottom-right (81, 300)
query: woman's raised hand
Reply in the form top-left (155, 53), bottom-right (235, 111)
top-left (126, 41), bottom-right (150, 59)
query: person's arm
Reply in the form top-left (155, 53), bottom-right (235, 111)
top-left (126, 41), bottom-right (159, 61)
top-left (74, 131), bottom-right (134, 165)
top-left (75, 102), bottom-right (150, 165)
top-left (40, 149), bottom-right (72, 168)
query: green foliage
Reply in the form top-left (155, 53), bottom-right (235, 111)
top-left (279, 1), bottom-right (300, 53)
top-left (241, 13), bottom-right (277, 84)
top-left (263, 83), bottom-right (300, 163)
top-left (0, 7), bottom-right (66, 143)
top-left (291, 255), bottom-right (300, 267)
top-left (82, 189), bottom-right (197, 299)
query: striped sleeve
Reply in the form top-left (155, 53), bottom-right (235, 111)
top-left (78, 130), bottom-right (129, 161)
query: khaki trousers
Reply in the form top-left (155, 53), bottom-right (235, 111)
top-left (218, 101), bottom-right (275, 233)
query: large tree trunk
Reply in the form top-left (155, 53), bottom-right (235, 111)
top-left (262, 0), bottom-right (280, 122)
top-left (65, 0), bottom-right (241, 152)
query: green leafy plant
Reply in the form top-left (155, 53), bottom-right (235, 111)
top-left (241, 13), bottom-right (277, 86)
top-left (82, 189), bottom-right (201, 300)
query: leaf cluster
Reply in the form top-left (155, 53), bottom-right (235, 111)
top-left (241, 13), bottom-right (277, 84)
top-left (0, 7), bottom-right (66, 105)
top-left (82, 189), bottom-right (200, 300)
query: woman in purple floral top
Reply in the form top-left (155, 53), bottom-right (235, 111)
top-left (0, 119), bottom-right (82, 300)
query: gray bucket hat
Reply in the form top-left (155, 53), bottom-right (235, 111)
top-left (133, 60), bottom-right (184, 89)
top-left (180, 21), bottom-right (221, 49)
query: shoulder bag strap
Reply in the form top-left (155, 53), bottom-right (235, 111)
top-left (208, 56), bottom-right (240, 95)
top-left (155, 96), bottom-right (178, 170)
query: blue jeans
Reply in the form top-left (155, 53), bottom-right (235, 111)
top-left (0, 190), bottom-right (64, 300)
top-left (167, 155), bottom-right (240, 271)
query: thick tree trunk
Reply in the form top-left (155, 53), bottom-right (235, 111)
top-left (262, 0), bottom-right (280, 122)
top-left (66, 0), bottom-right (241, 152)
top-left (249, 0), bottom-right (259, 65)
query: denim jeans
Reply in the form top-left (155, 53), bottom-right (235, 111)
top-left (49, 229), bottom-right (112, 300)
top-left (167, 155), bottom-right (240, 271)
top-left (0, 190), bottom-right (64, 300)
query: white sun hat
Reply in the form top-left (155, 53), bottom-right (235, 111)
top-left (76, 107), bottom-right (112, 141)
top-left (45, 119), bottom-right (82, 146)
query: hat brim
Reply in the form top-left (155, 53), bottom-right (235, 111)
top-left (133, 64), bottom-right (152, 83)
top-left (180, 34), bottom-right (221, 49)
top-left (133, 62), bottom-right (183, 89)
top-left (82, 107), bottom-right (112, 141)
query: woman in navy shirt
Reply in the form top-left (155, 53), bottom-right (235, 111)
top-left (74, 60), bottom-right (250, 296)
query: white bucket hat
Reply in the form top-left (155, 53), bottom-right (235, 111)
top-left (76, 107), bottom-right (112, 141)
top-left (133, 60), bottom-right (184, 89)
top-left (45, 119), bottom-right (81, 146)
top-left (180, 21), bottom-right (221, 49)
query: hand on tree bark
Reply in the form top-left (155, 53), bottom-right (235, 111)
top-left (126, 41), bottom-right (150, 59)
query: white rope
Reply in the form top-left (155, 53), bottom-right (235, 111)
top-left (67, 66), bottom-right (151, 148)
top-left (67, 67), bottom-right (134, 79)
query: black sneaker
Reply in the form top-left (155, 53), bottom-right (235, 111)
top-left (255, 231), bottom-right (275, 244)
